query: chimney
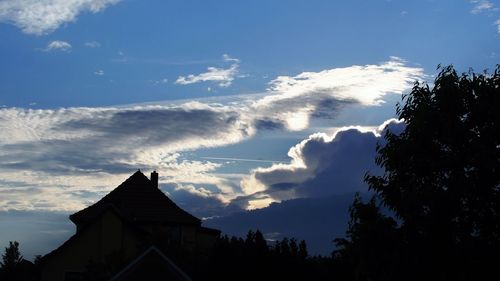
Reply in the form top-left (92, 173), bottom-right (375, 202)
top-left (151, 171), bottom-right (158, 188)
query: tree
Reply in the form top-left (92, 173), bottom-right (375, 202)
top-left (0, 241), bottom-right (24, 281)
top-left (334, 194), bottom-right (400, 281)
top-left (298, 240), bottom-right (308, 260)
top-left (1, 241), bottom-right (23, 270)
top-left (360, 65), bottom-right (500, 280)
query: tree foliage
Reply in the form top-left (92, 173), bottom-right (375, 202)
top-left (0, 241), bottom-right (38, 281)
top-left (336, 65), bottom-right (500, 281)
top-left (1, 241), bottom-right (23, 270)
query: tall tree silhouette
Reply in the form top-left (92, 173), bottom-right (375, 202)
top-left (1, 241), bottom-right (23, 271)
top-left (0, 241), bottom-right (38, 281)
top-left (354, 65), bottom-right (500, 280)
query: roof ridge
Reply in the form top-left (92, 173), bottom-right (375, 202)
top-left (70, 170), bottom-right (201, 226)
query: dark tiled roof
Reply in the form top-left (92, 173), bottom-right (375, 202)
top-left (70, 171), bottom-right (201, 226)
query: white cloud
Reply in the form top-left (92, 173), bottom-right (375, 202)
top-left (176, 64), bottom-right (239, 87)
top-left (223, 54), bottom-right (240, 63)
top-left (470, 0), bottom-right (495, 14)
top-left (240, 119), bottom-right (405, 209)
top-left (94, 69), bottom-right (104, 76)
top-left (0, 0), bottom-right (121, 35)
top-left (250, 57), bottom-right (423, 131)
top-left (0, 57), bottom-right (424, 213)
top-left (45, 40), bottom-right (72, 52)
top-left (85, 41), bottom-right (101, 48)
top-left (263, 57), bottom-right (422, 107)
top-left (149, 78), bottom-right (169, 85)
top-left (469, 1), bottom-right (500, 33)
top-left (176, 55), bottom-right (241, 87)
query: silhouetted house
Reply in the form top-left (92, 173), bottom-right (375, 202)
top-left (40, 171), bottom-right (220, 281)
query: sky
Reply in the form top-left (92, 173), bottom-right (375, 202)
top-left (0, 0), bottom-right (499, 258)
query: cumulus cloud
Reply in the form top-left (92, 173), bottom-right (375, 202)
top-left (0, 58), bottom-right (423, 213)
top-left (0, 0), bottom-right (121, 35)
top-left (45, 40), bottom-right (72, 52)
top-left (240, 119), bottom-right (405, 209)
top-left (176, 55), bottom-right (240, 87)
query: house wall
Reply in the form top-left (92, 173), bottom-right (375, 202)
top-left (196, 231), bottom-right (219, 254)
top-left (41, 211), bottom-right (218, 281)
top-left (41, 211), bottom-right (141, 281)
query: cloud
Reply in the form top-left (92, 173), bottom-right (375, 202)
top-left (223, 54), bottom-right (240, 63)
top-left (149, 78), bottom-right (169, 85)
top-left (85, 41), bottom-right (101, 48)
top-left (176, 55), bottom-right (240, 87)
top-left (470, 0), bottom-right (495, 14)
top-left (0, 0), bottom-right (121, 35)
top-left (0, 58), bottom-right (423, 213)
top-left (0, 104), bottom-right (251, 175)
top-left (45, 40), bottom-right (72, 52)
top-left (250, 57), bottom-right (423, 131)
top-left (240, 119), bottom-right (405, 209)
top-left (94, 69), bottom-right (104, 76)
top-left (469, 0), bottom-right (500, 33)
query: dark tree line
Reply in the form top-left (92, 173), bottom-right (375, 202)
top-left (333, 65), bottom-right (500, 281)
top-left (197, 230), bottom-right (334, 281)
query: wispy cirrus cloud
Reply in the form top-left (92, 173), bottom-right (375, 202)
top-left (45, 40), bottom-right (72, 52)
top-left (176, 55), bottom-right (241, 87)
top-left (469, 0), bottom-right (500, 33)
top-left (222, 54), bottom-right (240, 63)
top-left (0, 0), bottom-right (121, 35)
top-left (85, 41), bottom-right (101, 48)
top-left (470, 0), bottom-right (496, 14)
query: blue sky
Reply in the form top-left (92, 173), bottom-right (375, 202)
top-left (0, 0), bottom-right (499, 257)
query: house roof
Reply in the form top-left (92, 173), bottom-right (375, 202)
top-left (70, 171), bottom-right (201, 226)
top-left (109, 246), bottom-right (193, 281)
